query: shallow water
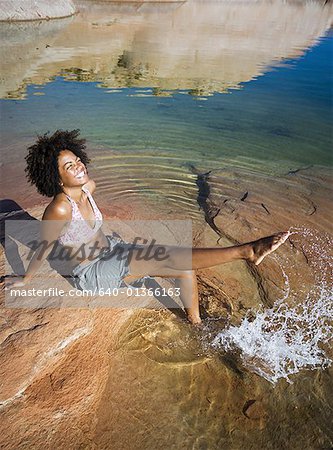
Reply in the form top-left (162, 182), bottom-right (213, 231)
top-left (0, 0), bottom-right (332, 213)
top-left (194, 228), bottom-right (333, 385)
top-left (212, 265), bottom-right (333, 384)
top-left (0, 0), bottom-right (333, 447)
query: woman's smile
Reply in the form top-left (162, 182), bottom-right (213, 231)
top-left (58, 149), bottom-right (90, 187)
top-left (75, 169), bottom-right (86, 179)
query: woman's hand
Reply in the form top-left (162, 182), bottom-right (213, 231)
top-left (5, 275), bottom-right (31, 290)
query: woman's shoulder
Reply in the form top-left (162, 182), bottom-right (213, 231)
top-left (42, 194), bottom-right (72, 220)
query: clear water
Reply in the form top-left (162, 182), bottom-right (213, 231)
top-left (1, 32), bottom-right (332, 167)
top-left (1, 1), bottom-right (332, 186)
top-left (1, 3), bottom-right (333, 447)
top-left (0, 1), bottom-right (332, 384)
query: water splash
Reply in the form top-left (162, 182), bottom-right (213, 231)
top-left (212, 285), bottom-right (332, 384)
top-left (211, 228), bottom-right (333, 384)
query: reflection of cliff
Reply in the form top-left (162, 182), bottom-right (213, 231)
top-left (0, 18), bottom-right (73, 98)
top-left (1, 0), bottom-right (332, 98)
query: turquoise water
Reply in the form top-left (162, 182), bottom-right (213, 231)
top-left (1, 33), bottom-right (332, 168)
top-left (0, 3), bottom-right (332, 218)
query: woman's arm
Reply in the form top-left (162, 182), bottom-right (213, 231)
top-left (6, 200), bottom-right (71, 288)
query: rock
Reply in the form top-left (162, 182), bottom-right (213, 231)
top-left (242, 399), bottom-right (267, 420)
top-left (0, 0), bottom-right (76, 22)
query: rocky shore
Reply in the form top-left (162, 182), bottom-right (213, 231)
top-left (1, 163), bottom-right (332, 448)
top-left (0, 0), bottom-right (188, 22)
top-left (1, 0), bottom-right (332, 447)
top-left (0, 0), bottom-right (77, 22)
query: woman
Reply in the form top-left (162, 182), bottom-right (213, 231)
top-left (6, 130), bottom-right (290, 324)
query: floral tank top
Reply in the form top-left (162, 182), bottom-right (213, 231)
top-left (57, 185), bottom-right (103, 246)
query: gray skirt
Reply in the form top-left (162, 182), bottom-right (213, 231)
top-left (71, 234), bottom-right (134, 291)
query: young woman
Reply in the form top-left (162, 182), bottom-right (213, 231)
top-left (6, 130), bottom-right (290, 324)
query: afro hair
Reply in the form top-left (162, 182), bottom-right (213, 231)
top-left (25, 129), bottom-right (91, 197)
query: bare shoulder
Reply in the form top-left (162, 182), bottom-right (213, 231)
top-left (83, 179), bottom-right (96, 194)
top-left (42, 195), bottom-right (71, 221)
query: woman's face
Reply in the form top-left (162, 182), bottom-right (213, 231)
top-left (58, 149), bottom-right (89, 189)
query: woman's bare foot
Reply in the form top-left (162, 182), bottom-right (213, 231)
top-left (186, 310), bottom-right (202, 326)
top-left (247, 231), bottom-right (290, 266)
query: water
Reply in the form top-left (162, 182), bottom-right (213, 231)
top-left (211, 228), bottom-right (333, 384)
top-left (1, 0), bottom-right (332, 383)
top-left (1, 1), bottom-right (333, 447)
top-left (212, 284), bottom-right (333, 384)
top-left (0, 1), bottom-right (332, 212)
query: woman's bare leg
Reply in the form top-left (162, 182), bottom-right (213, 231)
top-left (175, 271), bottom-right (200, 325)
top-left (123, 269), bottom-right (200, 325)
top-left (123, 231), bottom-right (290, 324)
top-left (169, 232), bottom-right (290, 270)
top-left (127, 231), bottom-right (290, 274)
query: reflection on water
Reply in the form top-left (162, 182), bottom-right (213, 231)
top-left (0, 17), bottom-right (73, 99)
top-left (1, 2), bottom-right (332, 214)
top-left (1, 0), bottom-right (332, 98)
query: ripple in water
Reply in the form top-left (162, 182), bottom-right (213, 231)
top-left (211, 228), bottom-right (333, 384)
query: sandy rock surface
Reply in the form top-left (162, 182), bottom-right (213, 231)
top-left (0, 0), bottom-right (76, 22)
top-left (1, 164), bottom-right (332, 449)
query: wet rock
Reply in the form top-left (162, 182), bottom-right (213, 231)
top-left (242, 399), bottom-right (266, 420)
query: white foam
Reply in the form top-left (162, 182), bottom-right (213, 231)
top-left (212, 285), bottom-right (332, 383)
top-left (211, 228), bottom-right (333, 384)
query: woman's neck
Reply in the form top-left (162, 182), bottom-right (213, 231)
top-left (62, 186), bottom-right (86, 203)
